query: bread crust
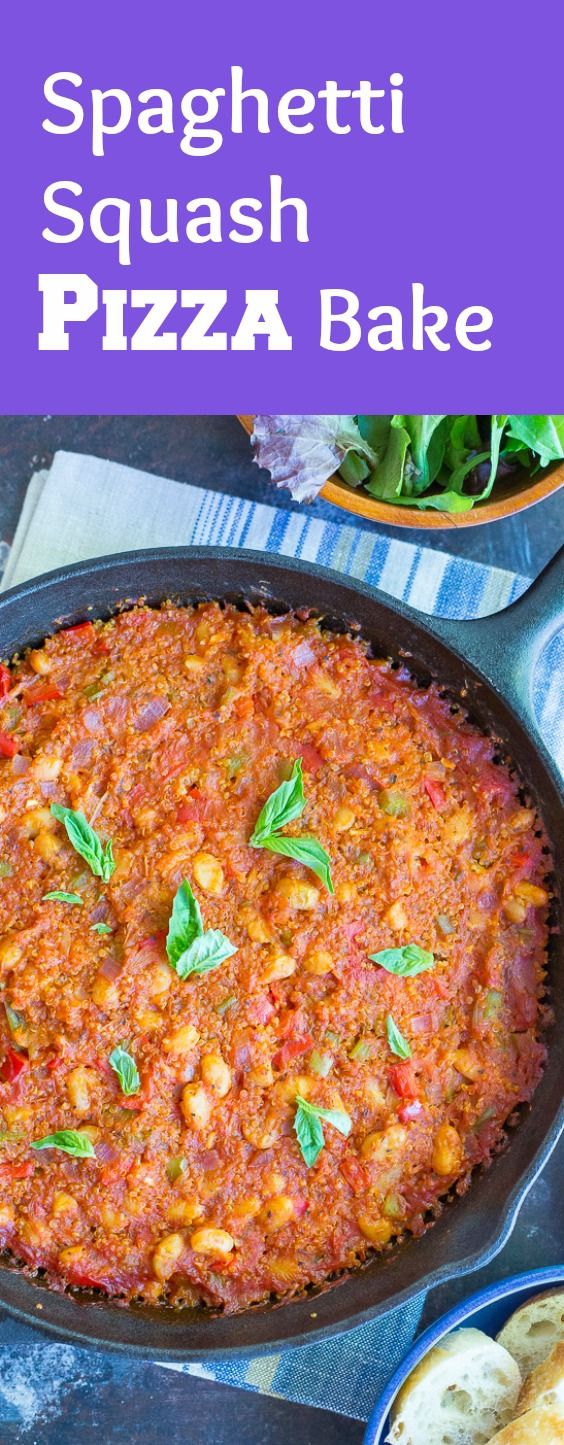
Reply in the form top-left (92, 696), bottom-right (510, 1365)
top-left (497, 1290), bottom-right (564, 1377)
top-left (485, 1404), bottom-right (564, 1443)
top-left (516, 1342), bottom-right (564, 1415)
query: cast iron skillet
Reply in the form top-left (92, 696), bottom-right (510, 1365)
top-left (0, 546), bottom-right (562, 1359)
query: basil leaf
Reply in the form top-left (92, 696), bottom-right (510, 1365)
top-left (43, 890), bottom-right (83, 906)
top-left (310, 1102), bottom-right (352, 1135)
top-left (250, 759), bottom-right (333, 891)
top-left (166, 878), bottom-right (203, 969)
top-left (173, 929), bottom-right (237, 980)
top-left (386, 1014), bottom-right (412, 1059)
top-left (294, 1093), bottom-right (351, 1167)
top-left (31, 1129), bottom-right (95, 1158)
top-left (369, 945), bottom-right (435, 977)
top-left (50, 804), bottom-right (115, 883)
top-left (165, 878), bottom-right (237, 981)
top-left (260, 833), bottom-right (334, 894)
top-left (109, 1045), bottom-right (140, 1096)
top-left (250, 758), bottom-right (305, 845)
top-left (294, 1100), bottom-right (324, 1167)
top-left (91, 922), bottom-right (112, 935)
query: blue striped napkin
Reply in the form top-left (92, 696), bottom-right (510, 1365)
top-left (0, 451), bottom-right (561, 1425)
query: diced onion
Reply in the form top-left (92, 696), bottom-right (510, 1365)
top-left (134, 697), bottom-right (170, 732)
top-left (11, 754), bottom-right (31, 776)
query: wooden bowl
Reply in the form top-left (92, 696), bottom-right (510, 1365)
top-left (238, 416), bottom-right (564, 529)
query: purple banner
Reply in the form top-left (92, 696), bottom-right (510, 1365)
top-left (3, 0), bottom-right (563, 413)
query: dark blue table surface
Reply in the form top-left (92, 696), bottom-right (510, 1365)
top-left (0, 415), bottom-right (562, 1443)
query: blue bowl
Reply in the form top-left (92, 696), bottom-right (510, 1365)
top-left (364, 1267), bottom-right (564, 1444)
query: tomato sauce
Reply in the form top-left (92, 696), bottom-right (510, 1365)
top-left (0, 604), bottom-right (551, 1311)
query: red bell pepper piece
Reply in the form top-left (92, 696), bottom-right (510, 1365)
top-left (234, 695), bottom-right (254, 722)
top-left (0, 1160), bottom-right (34, 1180)
top-left (175, 789), bottom-right (207, 824)
top-left (510, 850), bottom-right (533, 871)
top-left (0, 1047), bottom-right (28, 1083)
top-left (0, 663), bottom-right (12, 698)
top-left (247, 994), bottom-right (276, 1026)
top-left (45, 1051), bottom-right (64, 1073)
top-left (388, 1060), bottom-right (419, 1100)
top-left (286, 739), bottom-right (324, 772)
top-left (63, 621), bottom-right (94, 638)
top-left (340, 1155), bottom-right (370, 1195)
top-left (24, 682), bottom-right (63, 705)
top-left (423, 777), bottom-right (447, 810)
top-left (67, 1270), bottom-right (105, 1290)
top-left (272, 1034), bottom-right (313, 1072)
top-left (0, 731), bottom-right (18, 758)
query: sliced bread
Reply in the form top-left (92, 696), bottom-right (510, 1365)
top-left (485, 1403), bottom-right (564, 1443)
top-left (385, 1326), bottom-right (522, 1445)
top-left (516, 1342), bottom-right (564, 1416)
top-left (496, 1290), bottom-right (564, 1378)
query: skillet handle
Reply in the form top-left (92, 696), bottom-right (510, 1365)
top-left (422, 546), bottom-right (564, 738)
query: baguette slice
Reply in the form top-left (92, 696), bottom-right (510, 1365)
top-left (497, 1291), bottom-right (564, 1378)
top-left (516, 1342), bottom-right (564, 1415)
top-left (385, 1327), bottom-right (522, 1445)
top-left (485, 1403), bottom-right (564, 1443)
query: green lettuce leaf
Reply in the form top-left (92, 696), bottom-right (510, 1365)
top-left (365, 420), bottom-right (411, 499)
top-left (400, 415), bottom-right (449, 493)
top-left (506, 415), bottom-right (564, 469)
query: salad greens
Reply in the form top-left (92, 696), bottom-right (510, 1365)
top-left (252, 415), bottom-right (564, 511)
